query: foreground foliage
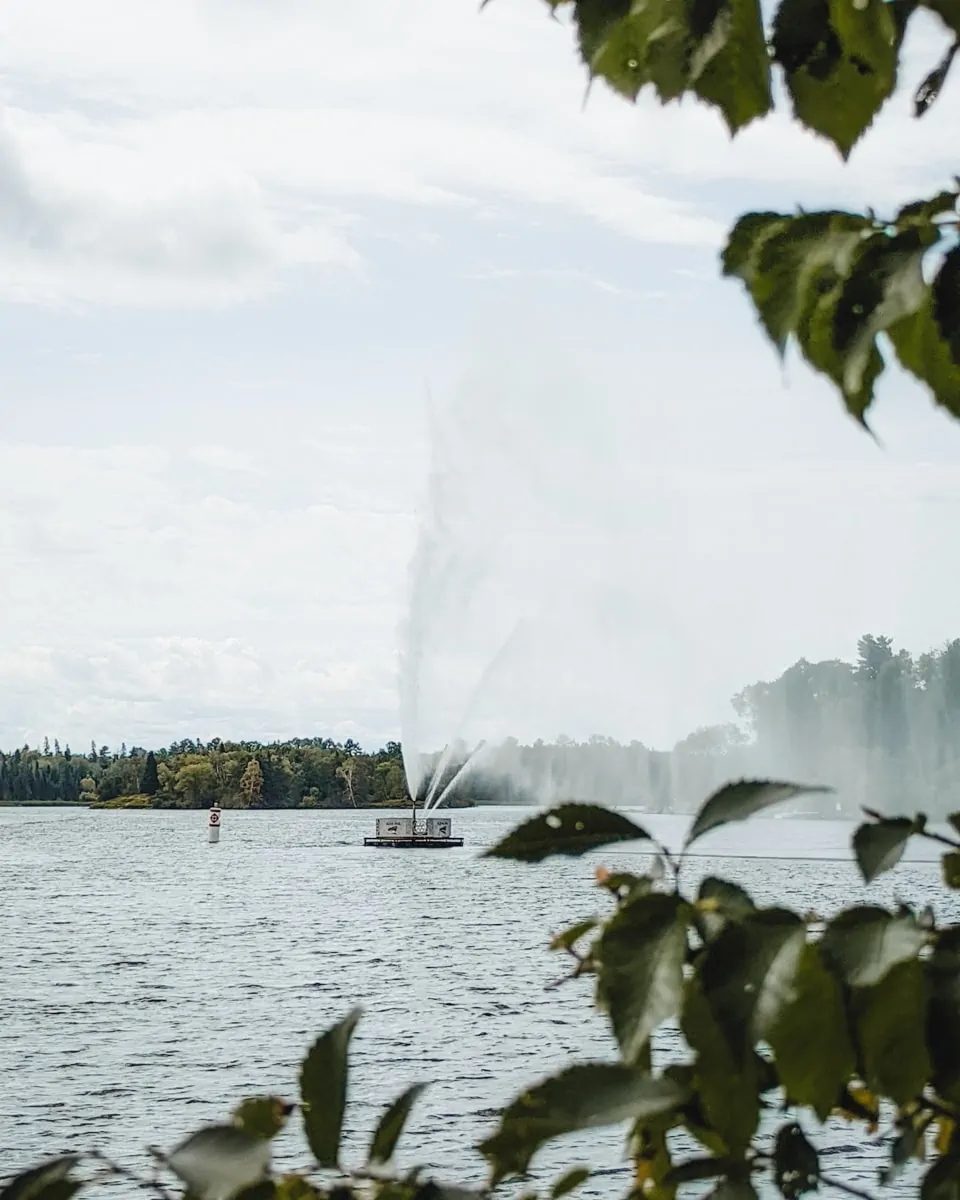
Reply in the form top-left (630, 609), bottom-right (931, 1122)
top-left (9, 780), bottom-right (960, 1200)
top-left (495, 0), bottom-right (960, 422)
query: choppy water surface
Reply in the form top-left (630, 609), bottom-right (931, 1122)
top-left (0, 807), bottom-right (953, 1194)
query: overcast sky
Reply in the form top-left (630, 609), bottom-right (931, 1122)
top-left (1, 0), bottom-right (959, 757)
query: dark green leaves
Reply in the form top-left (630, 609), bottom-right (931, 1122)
top-left (550, 1167), bottom-right (591, 1199)
top-left (768, 944), bottom-right (856, 1119)
top-left (0, 1159), bottom-right (81, 1200)
top-left (567, 0), bottom-right (772, 129)
top-left (369, 1084), bottom-right (427, 1165)
top-left (853, 959), bottom-right (931, 1104)
top-left (774, 1124), bottom-right (820, 1199)
top-left (485, 804), bottom-right (650, 863)
top-left (923, 1156), bottom-right (960, 1200)
top-left (594, 892), bottom-right (689, 1062)
top-left (299, 1008), bottom-right (361, 1168)
top-left (685, 780), bottom-right (831, 848)
top-left (232, 1097), bottom-right (294, 1141)
top-left (944, 853), bottom-right (960, 889)
top-left (479, 1064), bottom-right (687, 1184)
top-left (820, 906), bottom-right (926, 986)
top-left (853, 817), bottom-right (917, 883)
top-left (773, 0), bottom-right (900, 157)
top-left (933, 245), bottom-right (960, 364)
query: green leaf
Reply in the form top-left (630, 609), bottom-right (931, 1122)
top-left (549, 918), bottom-right (599, 952)
top-left (897, 190), bottom-right (959, 227)
top-left (690, 0), bottom-right (773, 132)
top-left (682, 980), bottom-right (760, 1155)
top-left (663, 1158), bottom-right (733, 1185)
top-left (685, 780), bottom-right (832, 849)
top-left (588, 1), bottom-right (691, 102)
top-left (595, 892), bottom-right (689, 1062)
top-left (926, 930), bottom-right (960, 1105)
top-left (722, 213), bottom-right (792, 283)
top-left (234, 1185), bottom-right (278, 1200)
top-left (820, 906), bottom-right (926, 986)
top-left (299, 1008), bottom-right (362, 1169)
top-left (485, 803), bottom-right (650, 863)
top-left (159, 1126), bottom-right (271, 1200)
top-left (888, 292), bottom-right (960, 418)
top-left (705, 1183), bottom-right (758, 1200)
top-left (697, 877), bottom-right (755, 941)
top-left (479, 1063), bottom-right (687, 1184)
top-left (949, 813), bottom-right (960, 838)
top-left (550, 1168), bottom-right (591, 1199)
top-left (774, 0), bottom-right (900, 157)
top-left (750, 212), bottom-right (869, 355)
top-left (232, 1097), bottom-right (295, 1141)
top-left (368, 1084), bottom-right (427, 1165)
top-left (853, 959), bottom-right (931, 1104)
top-left (944, 853), bottom-right (960, 889)
top-left (853, 818), bottom-right (916, 883)
top-left (933, 245), bottom-right (960, 365)
top-left (768, 943), bottom-right (856, 1120)
top-left (773, 1123), bottom-right (820, 1199)
top-left (915, 40), bottom-right (959, 115)
top-left (923, 1156), bottom-right (960, 1200)
top-left (0, 1159), bottom-right (81, 1200)
top-left (833, 230), bottom-right (930, 406)
top-left (698, 908), bottom-right (807, 1046)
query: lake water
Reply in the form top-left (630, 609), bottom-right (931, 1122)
top-left (1, 806), bottom-right (953, 1195)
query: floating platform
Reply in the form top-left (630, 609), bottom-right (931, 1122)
top-left (363, 816), bottom-right (463, 849)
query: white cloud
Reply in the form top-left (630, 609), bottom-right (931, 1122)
top-left (1, 0), bottom-right (953, 306)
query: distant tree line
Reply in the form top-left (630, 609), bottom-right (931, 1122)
top-left (3, 634), bottom-right (960, 813)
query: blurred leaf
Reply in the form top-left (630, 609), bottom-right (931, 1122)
top-left (937, 1117), bottom-right (958, 1155)
top-left (299, 1008), bottom-right (362, 1168)
top-left (944, 853), bottom-right (960, 889)
top-left (663, 1158), bottom-right (733, 1185)
top-left (550, 1168), bottom-right (591, 1199)
top-left (773, 0), bottom-right (900, 157)
top-left (922, 0), bottom-right (960, 34)
top-left (836, 1083), bottom-right (880, 1125)
top-left (926, 929), bottom-right (960, 1104)
top-left (0, 1159), bottom-right (81, 1200)
top-left (232, 1098), bottom-right (294, 1141)
top-left (769, 944), bottom-right (856, 1119)
top-left (705, 1183), bottom-right (758, 1200)
top-left (888, 293), bottom-right (960, 418)
top-left (160, 1126), bottom-right (271, 1200)
top-left (833, 230), bottom-right (931, 410)
top-left (479, 1063), bottom-right (687, 1184)
top-left (773, 1123), bottom-right (820, 1199)
top-left (682, 980), bottom-right (759, 1155)
top-left (685, 780), bottom-right (832, 849)
top-left (550, 918), bottom-right (599, 952)
top-left (922, 1154), bottom-right (960, 1200)
top-left (275, 1178), bottom-right (323, 1200)
top-left (853, 959), bottom-right (931, 1104)
top-left (234, 1185), bottom-right (277, 1200)
top-left (933, 245), bottom-right (960, 364)
top-left (596, 870), bottom-right (652, 899)
top-left (485, 804), bottom-right (650, 863)
top-left (690, 0), bottom-right (773, 132)
top-left (697, 877), bottom-right (756, 941)
top-left (897, 190), bottom-right (959, 226)
top-left (820, 906), bottom-right (925, 986)
top-left (750, 212), bottom-right (869, 355)
top-left (587, 1), bottom-right (690, 103)
top-left (698, 908), bottom-right (806, 1045)
top-left (595, 892), bottom-right (689, 1062)
top-left (950, 814), bottom-right (960, 838)
top-left (722, 213), bottom-right (793, 282)
top-left (853, 818), bottom-right (916, 883)
top-left (914, 40), bottom-right (959, 114)
top-left (369, 1084), bottom-right (427, 1165)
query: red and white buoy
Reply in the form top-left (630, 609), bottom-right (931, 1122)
top-left (208, 802), bottom-right (221, 844)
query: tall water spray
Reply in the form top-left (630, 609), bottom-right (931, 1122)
top-left (398, 344), bottom-right (960, 814)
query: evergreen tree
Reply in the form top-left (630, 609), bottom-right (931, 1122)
top-left (139, 751), bottom-right (160, 797)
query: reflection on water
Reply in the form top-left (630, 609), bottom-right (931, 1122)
top-left (0, 807), bottom-right (952, 1192)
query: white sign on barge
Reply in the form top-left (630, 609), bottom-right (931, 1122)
top-left (364, 815), bottom-right (463, 848)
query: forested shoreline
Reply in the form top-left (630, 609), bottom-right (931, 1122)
top-left (3, 633), bottom-right (959, 814)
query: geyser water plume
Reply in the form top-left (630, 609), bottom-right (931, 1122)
top-left (399, 341), bottom-right (960, 811)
